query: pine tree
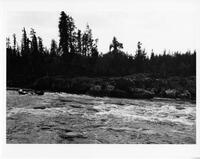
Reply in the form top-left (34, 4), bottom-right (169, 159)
top-left (38, 36), bottom-right (44, 54)
top-left (30, 28), bottom-right (38, 54)
top-left (82, 24), bottom-right (95, 56)
top-left (68, 16), bottom-right (76, 54)
top-left (58, 11), bottom-right (76, 55)
top-left (134, 42), bottom-right (147, 73)
top-left (77, 29), bottom-right (82, 54)
top-left (12, 33), bottom-right (17, 52)
top-left (50, 39), bottom-right (58, 56)
top-left (6, 37), bottom-right (11, 49)
top-left (21, 28), bottom-right (29, 57)
top-left (59, 11), bottom-right (69, 54)
top-left (109, 37), bottom-right (123, 53)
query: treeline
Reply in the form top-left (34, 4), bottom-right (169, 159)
top-left (7, 11), bottom-right (196, 84)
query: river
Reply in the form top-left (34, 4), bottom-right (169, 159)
top-left (6, 90), bottom-right (196, 144)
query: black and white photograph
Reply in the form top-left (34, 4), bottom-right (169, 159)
top-left (1, 0), bottom-right (200, 158)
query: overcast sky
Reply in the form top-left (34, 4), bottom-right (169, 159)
top-left (5, 0), bottom-right (199, 55)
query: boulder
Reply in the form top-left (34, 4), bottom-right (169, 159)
top-left (35, 90), bottom-right (44, 95)
top-left (59, 132), bottom-right (87, 139)
top-left (33, 106), bottom-right (46, 109)
top-left (164, 89), bottom-right (178, 98)
top-left (18, 89), bottom-right (28, 95)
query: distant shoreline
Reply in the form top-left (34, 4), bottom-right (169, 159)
top-left (6, 85), bottom-right (196, 104)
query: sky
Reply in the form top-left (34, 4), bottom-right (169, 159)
top-left (4, 0), bottom-right (200, 55)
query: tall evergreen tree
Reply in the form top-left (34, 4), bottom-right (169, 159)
top-left (12, 33), bottom-right (17, 52)
top-left (30, 28), bottom-right (38, 54)
top-left (50, 39), bottom-right (58, 56)
top-left (38, 36), bottom-right (44, 54)
top-left (134, 42), bottom-right (147, 73)
top-left (59, 11), bottom-right (69, 54)
top-left (6, 37), bottom-right (11, 49)
top-left (77, 29), bottom-right (82, 54)
top-left (68, 16), bottom-right (76, 54)
top-left (21, 28), bottom-right (29, 57)
top-left (82, 24), bottom-right (95, 56)
top-left (58, 11), bottom-right (76, 55)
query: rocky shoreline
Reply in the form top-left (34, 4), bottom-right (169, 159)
top-left (7, 74), bottom-right (196, 100)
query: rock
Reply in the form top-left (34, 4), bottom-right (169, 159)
top-left (129, 88), bottom-right (154, 99)
top-left (70, 105), bottom-right (83, 108)
top-left (164, 89), bottom-right (178, 98)
top-left (176, 107), bottom-right (185, 110)
top-left (87, 107), bottom-right (100, 112)
top-left (59, 132), bottom-right (87, 139)
top-left (35, 90), bottom-right (44, 95)
top-left (33, 106), bottom-right (46, 109)
top-left (18, 89), bottom-right (28, 95)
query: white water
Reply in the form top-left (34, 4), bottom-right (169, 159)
top-left (7, 90), bottom-right (196, 144)
top-left (8, 91), bottom-right (195, 126)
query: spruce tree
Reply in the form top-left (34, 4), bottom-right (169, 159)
top-left (109, 37), bottom-right (123, 53)
top-left (58, 11), bottom-right (69, 54)
top-left (50, 39), bottom-right (58, 56)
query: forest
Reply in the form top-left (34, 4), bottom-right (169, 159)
top-left (6, 11), bottom-right (196, 99)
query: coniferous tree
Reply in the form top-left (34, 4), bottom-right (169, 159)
top-left (82, 24), bottom-right (95, 56)
top-left (134, 42), bottom-right (147, 73)
top-left (59, 11), bottom-right (69, 54)
top-left (50, 39), bottom-right (58, 56)
top-left (38, 36), bottom-right (44, 54)
top-left (12, 33), bottom-right (17, 52)
top-left (30, 28), bottom-right (38, 54)
top-left (77, 29), bottom-right (82, 54)
top-left (58, 11), bottom-right (76, 55)
top-left (109, 37), bottom-right (123, 52)
top-left (21, 28), bottom-right (29, 57)
top-left (6, 37), bottom-right (11, 49)
top-left (6, 12), bottom-right (197, 86)
top-left (91, 39), bottom-right (99, 58)
top-left (68, 16), bottom-right (76, 54)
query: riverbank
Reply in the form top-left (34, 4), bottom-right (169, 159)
top-left (7, 74), bottom-right (196, 100)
